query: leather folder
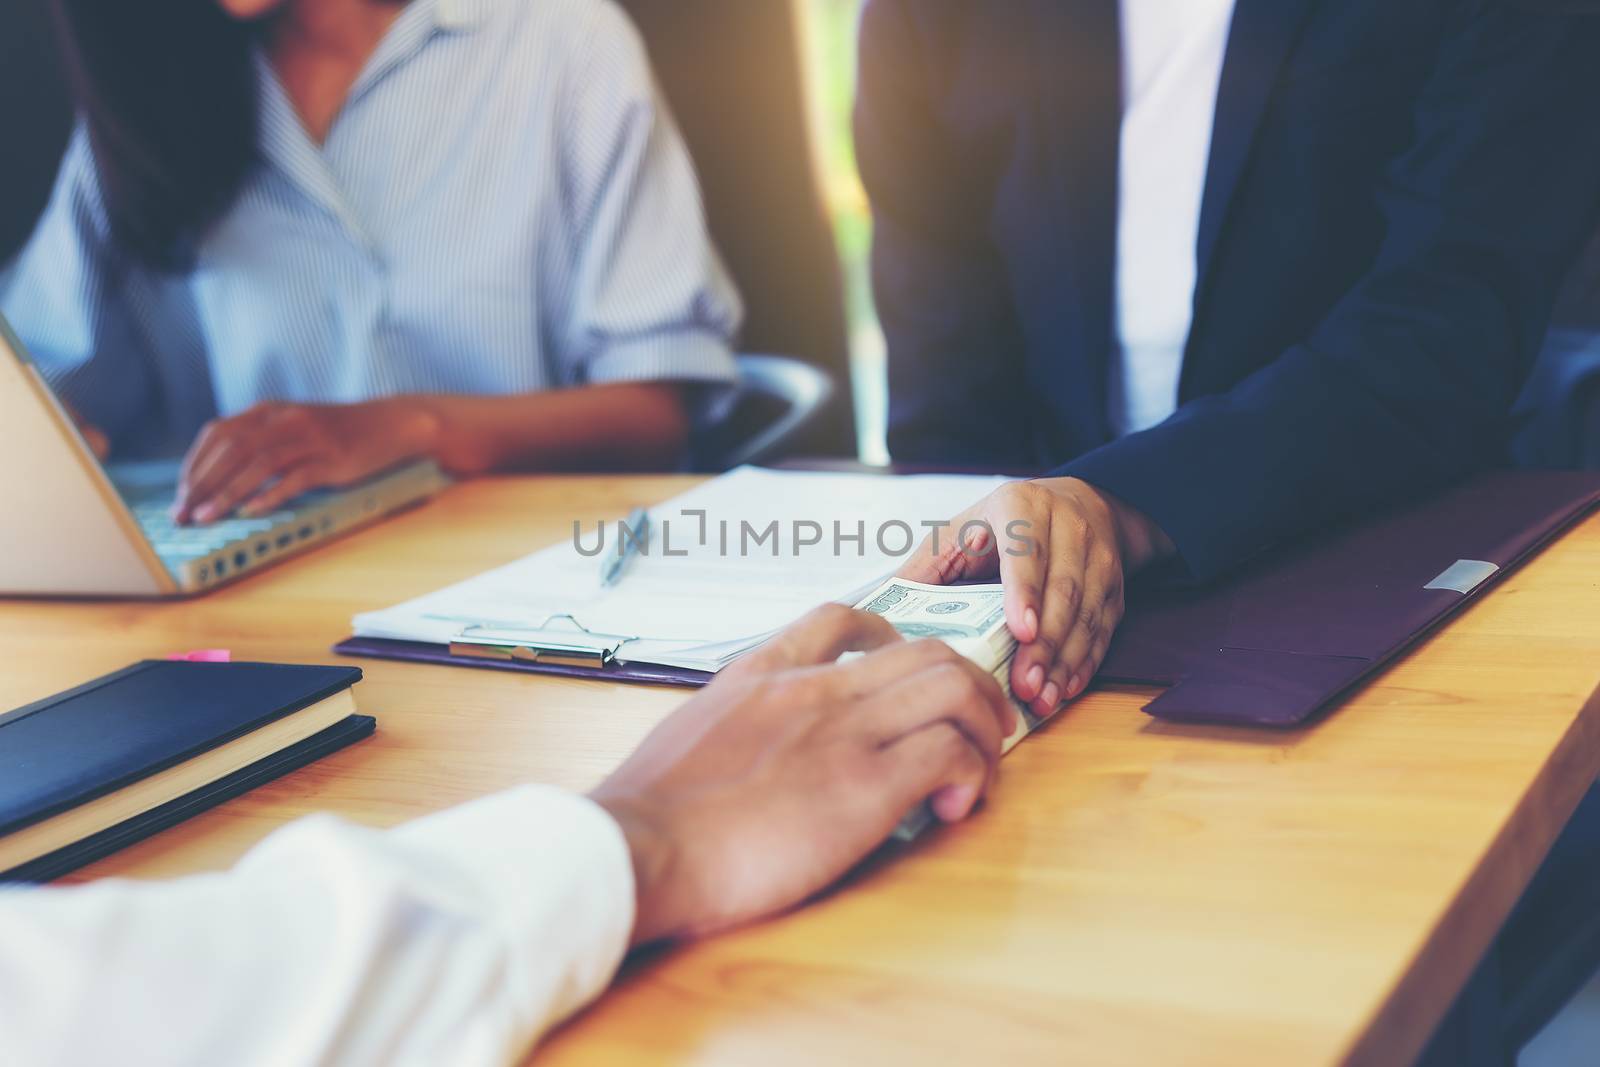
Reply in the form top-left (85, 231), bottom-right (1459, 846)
top-left (1098, 470), bottom-right (1600, 727)
top-left (336, 470), bottom-right (1600, 727)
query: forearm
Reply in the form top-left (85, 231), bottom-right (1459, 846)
top-left (407, 382), bottom-right (693, 476)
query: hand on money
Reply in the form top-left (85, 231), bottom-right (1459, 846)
top-left (855, 576), bottom-right (1036, 746)
top-left (590, 604), bottom-right (1012, 946)
top-left (896, 477), bottom-right (1175, 718)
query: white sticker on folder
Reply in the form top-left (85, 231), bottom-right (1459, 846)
top-left (1425, 559), bottom-right (1499, 594)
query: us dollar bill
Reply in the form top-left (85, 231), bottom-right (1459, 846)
top-left (857, 579), bottom-right (1008, 645)
top-left (854, 578), bottom-right (1050, 841)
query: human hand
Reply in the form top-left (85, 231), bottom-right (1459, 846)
top-left (897, 477), bottom-right (1175, 719)
top-left (589, 605), bottom-right (1013, 946)
top-left (64, 404), bottom-right (109, 461)
top-left (173, 398), bottom-right (440, 524)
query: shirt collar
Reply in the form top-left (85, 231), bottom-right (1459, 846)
top-left (433, 0), bottom-right (494, 33)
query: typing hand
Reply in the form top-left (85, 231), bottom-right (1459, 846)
top-left (64, 404), bottom-right (110, 461)
top-left (897, 477), bottom-right (1175, 719)
top-left (173, 399), bottom-right (439, 524)
top-left (589, 605), bottom-right (1013, 946)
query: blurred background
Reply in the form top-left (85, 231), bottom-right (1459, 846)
top-left (798, 0), bottom-right (886, 464)
top-left (0, 0), bottom-right (888, 463)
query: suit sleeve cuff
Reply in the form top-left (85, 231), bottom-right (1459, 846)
top-left (1054, 436), bottom-right (1245, 586)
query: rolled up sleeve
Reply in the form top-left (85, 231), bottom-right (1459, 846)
top-left (547, 3), bottom-right (742, 391)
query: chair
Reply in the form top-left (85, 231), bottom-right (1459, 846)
top-left (0, 0), bottom-right (73, 261)
top-left (693, 354), bottom-right (836, 470)
top-left (618, 0), bottom-right (859, 459)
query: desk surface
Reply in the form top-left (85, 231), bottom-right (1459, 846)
top-left (2, 475), bottom-right (1598, 1067)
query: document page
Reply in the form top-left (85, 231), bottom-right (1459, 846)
top-left (352, 468), bottom-right (1011, 669)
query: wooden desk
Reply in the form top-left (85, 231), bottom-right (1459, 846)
top-left (2, 476), bottom-right (1597, 1067)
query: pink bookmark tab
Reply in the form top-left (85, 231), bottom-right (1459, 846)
top-left (166, 649), bottom-right (233, 663)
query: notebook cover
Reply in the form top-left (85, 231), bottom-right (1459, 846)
top-left (333, 637), bottom-right (711, 688)
top-left (0, 661), bottom-right (363, 837)
top-left (1100, 471), bottom-right (1600, 727)
top-left (1, 714), bottom-right (376, 883)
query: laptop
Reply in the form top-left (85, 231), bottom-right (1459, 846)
top-left (0, 312), bottom-right (449, 598)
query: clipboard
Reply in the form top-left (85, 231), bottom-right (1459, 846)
top-left (333, 466), bottom-right (1016, 687)
top-left (331, 635), bottom-right (713, 688)
top-left (335, 616), bottom-right (714, 687)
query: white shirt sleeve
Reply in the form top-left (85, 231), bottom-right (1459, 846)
top-left (546, 1), bottom-right (743, 390)
top-left (0, 785), bottom-right (635, 1067)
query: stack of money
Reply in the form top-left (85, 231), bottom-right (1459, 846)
top-left (854, 577), bottom-right (1047, 839)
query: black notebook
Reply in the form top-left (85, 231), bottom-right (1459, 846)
top-left (0, 660), bottom-right (373, 882)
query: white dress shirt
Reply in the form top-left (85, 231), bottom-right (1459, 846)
top-left (0, 0), bottom-right (740, 458)
top-left (1109, 0), bottom-right (1238, 435)
top-left (0, 786), bottom-right (634, 1067)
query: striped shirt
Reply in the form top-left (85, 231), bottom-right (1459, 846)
top-left (0, 0), bottom-right (742, 458)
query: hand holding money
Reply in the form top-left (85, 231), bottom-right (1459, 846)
top-left (854, 577), bottom-right (1053, 840)
top-left (856, 577), bottom-right (1046, 751)
top-left (895, 478), bottom-right (1174, 718)
top-left (592, 605), bottom-right (1011, 942)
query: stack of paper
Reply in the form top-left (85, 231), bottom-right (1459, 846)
top-left (352, 467), bottom-right (1011, 672)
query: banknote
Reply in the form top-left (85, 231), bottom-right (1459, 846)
top-left (857, 579), bottom-right (1007, 644)
top-left (853, 578), bottom-right (1050, 841)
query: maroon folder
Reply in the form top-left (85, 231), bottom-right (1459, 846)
top-left (1098, 471), bottom-right (1600, 727)
top-left (336, 470), bottom-right (1600, 728)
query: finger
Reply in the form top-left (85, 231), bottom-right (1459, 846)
top-left (823, 636), bottom-right (963, 698)
top-left (1049, 568), bottom-right (1121, 707)
top-left (895, 505), bottom-right (996, 585)
top-left (858, 657), bottom-right (1009, 765)
top-left (189, 444), bottom-right (318, 524)
top-left (239, 462), bottom-right (322, 518)
top-left (1079, 629), bottom-right (1117, 697)
top-left (738, 605), bottom-right (902, 675)
top-left (64, 404), bottom-right (111, 461)
top-left (876, 718), bottom-right (997, 825)
top-left (1023, 537), bottom-right (1094, 714)
top-left (176, 420), bottom-right (255, 522)
top-left (80, 424), bottom-right (110, 461)
top-left (993, 485), bottom-right (1050, 648)
top-left (1009, 506), bottom-right (1083, 702)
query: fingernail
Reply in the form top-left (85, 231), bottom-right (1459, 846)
top-left (1023, 607), bottom-right (1039, 641)
top-left (933, 784), bottom-right (979, 822)
top-left (1024, 664), bottom-right (1044, 697)
top-left (1040, 682), bottom-right (1060, 709)
top-left (194, 504), bottom-right (218, 523)
top-left (1067, 673), bottom-right (1083, 698)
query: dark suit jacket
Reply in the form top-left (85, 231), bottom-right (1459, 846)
top-left (857, 0), bottom-right (1600, 581)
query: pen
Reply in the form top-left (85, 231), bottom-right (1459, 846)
top-left (600, 507), bottom-right (650, 587)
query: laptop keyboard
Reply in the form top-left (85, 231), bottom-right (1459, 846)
top-left (134, 506), bottom-right (297, 561)
top-left (113, 460), bottom-right (445, 588)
